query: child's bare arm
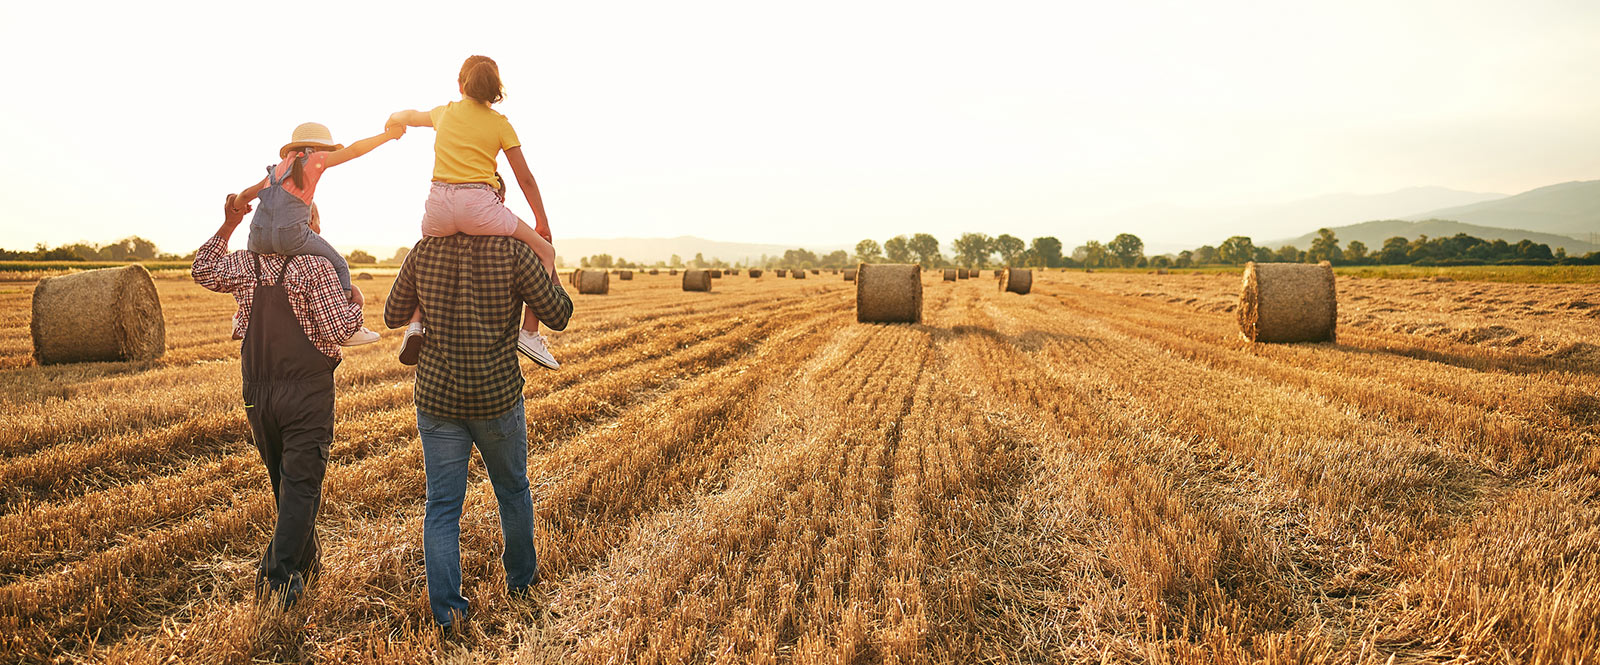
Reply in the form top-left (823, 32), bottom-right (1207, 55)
top-left (504, 146), bottom-right (549, 239)
top-left (232, 176), bottom-right (268, 213)
top-left (388, 110), bottom-right (433, 129)
top-left (323, 125), bottom-right (405, 168)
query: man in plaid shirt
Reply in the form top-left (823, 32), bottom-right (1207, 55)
top-left (193, 195), bottom-right (363, 607)
top-left (383, 233), bottom-right (572, 628)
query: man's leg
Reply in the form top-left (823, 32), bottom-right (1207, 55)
top-left (268, 382), bottom-right (334, 606)
top-left (418, 408), bottom-right (474, 626)
top-left (245, 389), bottom-right (288, 595)
top-left (467, 397), bottom-right (539, 592)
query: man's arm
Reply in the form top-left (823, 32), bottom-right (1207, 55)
top-left (384, 243), bottom-right (421, 329)
top-left (299, 259), bottom-right (364, 342)
top-left (193, 194), bottom-right (256, 294)
top-left (511, 242), bottom-right (572, 331)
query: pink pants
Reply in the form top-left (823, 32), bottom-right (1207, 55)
top-left (421, 183), bottom-right (521, 238)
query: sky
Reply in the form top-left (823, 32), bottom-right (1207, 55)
top-left (1, 0), bottom-right (1597, 256)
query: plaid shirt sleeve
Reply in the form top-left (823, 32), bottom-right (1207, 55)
top-left (287, 257), bottom-right (363, 345)
top-left (383, 245), bottom-right (420, 329)
top-left (191, 236), bottom-right (253, 294)
top-left (512, 243), bottom-right (572, 331)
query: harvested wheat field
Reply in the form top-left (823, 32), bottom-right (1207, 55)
top-left (0, 267), bottom-right (1597, 664)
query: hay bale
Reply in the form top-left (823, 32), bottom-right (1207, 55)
top-left (709, 269), bottom-right (722, 278)
top-left (943, 268), bottom-right (956, 281)
top-left (1084, 268), bottom-right (1094, 273)
top-left (1001, 268), bottom-right (1032, 295)
top-left (683, 269), bottom-right (712, 292)
top-left (355, 272), bottom-right (374, 281)
top-left (1238, 261), bottom-right (1336, 343)
top-left (792, 269), bottom-right (807, 279)
top-left (856, 263), bottom-right (921, 324)
top-left (992, 269), bottom-right (1004, 278)
top-left (775, 269), bottom-right (788, 277)
top-left (578, 269), bottom-right (610, 294)
top-left (843, 269), bottom-right (857, 281)
top-left (748, 269), bottom-right (763, 277)
top-left (649, 269), bottom-right (659, 275)
top-left (1155, 268), bottom-right (1169, 275)
top-left (670, 269), bottom-right (678, 275)
top-left (619, 270), bottom-right (633, 280)
top-left (31, 265), bottom-right (165, 365)
top-left (809, 269), bottom-right (819, 275)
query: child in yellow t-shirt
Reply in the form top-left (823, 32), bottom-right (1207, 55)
top-left (387, 55), bottom-right (561, 370)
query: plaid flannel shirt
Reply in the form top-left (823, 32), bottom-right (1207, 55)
top-left (192, 236), bottom-right (364, 359)
top-left (384, 234), bottom-right (573, 420)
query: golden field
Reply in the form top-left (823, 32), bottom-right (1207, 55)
top-left (0, 268), bottom-right (1597, 664)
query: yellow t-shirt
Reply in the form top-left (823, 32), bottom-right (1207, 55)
top-left (429, 100), bottom-right (521, 188)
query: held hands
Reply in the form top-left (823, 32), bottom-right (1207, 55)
top-left (384, 122), bottom-right (406, 140)
top-left (224, 194), bottom-right (251, 225)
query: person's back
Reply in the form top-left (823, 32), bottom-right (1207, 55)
top-left (383, 233), bottom-right (571, 627)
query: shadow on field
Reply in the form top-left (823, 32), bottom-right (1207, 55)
top-left (1334, 338), bottom-right (1600, 378)
top-left (938, 324), bottom-right (1108, 354)
top-left (0, 359), bottom-right (167, 405)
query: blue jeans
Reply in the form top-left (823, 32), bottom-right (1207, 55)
top-left (248, 223), bottom-right (354, 293)
top-left (416, 397), bottom-right (538, 626)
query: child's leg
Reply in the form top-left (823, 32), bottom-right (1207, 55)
top-left (511, 221), bottom-right (558, 333)
top-left (295, 230), bottom-right (354, 293)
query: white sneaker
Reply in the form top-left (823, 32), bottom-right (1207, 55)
top-left (398, 322), bottom-right (426, 366)
top-left (517, 330), bottom-right (560, 370)
top-left (343, 326), bottom-right (381, 347)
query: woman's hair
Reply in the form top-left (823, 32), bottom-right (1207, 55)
top-left (459, 55), bottom-right (504, 104)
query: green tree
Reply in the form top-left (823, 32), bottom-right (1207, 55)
top-left (1176, 250), bottom-right (1193, 268)
top-left (669, 253), bottom-right (682, 268)
top-left (883, 235), bottom-right (912, 263)
top-left (822, 249), bottom-right (850, 268)
top-left (692, 252), bottom-right (706, 268)
top-left (854, 239), bottom-right (882, 263)
top-left (1107, 233), bottom-right (1144, 267)
top-left (1344, 240), bottom-right (1368, 264)
top-left (1218, 236), bottom-right (1256, 265)
top-left (1192, 245), bottom-right (1217, 265)
top-left (1273, 245), bottom-right (1303, 262)
top-left (390, 247), bottom-right (410, 264)
top-left (952, 232), bottom-right (993, 267)
top-left (347, 249), bottom-right (376, 264)
top-left (908, 233), bottom-right (943, 267)
top-left (991, 234), bottom-right (1025, 266)
top-left (1253, 246), bottom-right (1274, 263)
top-left (1074, 241), bottom-right (1110, 268)
top-left (1030, 236), bottom-right (1063, 268)
top-left (1306, 228), bottom-right (1342, 263)
top-left (1378, 237), bottom-right (1409, 264)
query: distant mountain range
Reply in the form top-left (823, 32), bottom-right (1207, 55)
top-left (1260, 180), bottom-right (1600, 254)
top-left (1268, 219), bottom-right (1598, 254)
top-left (1403, 180), bottom-right (1600, 238)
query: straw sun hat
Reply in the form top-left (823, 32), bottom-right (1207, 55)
top-left (279, 122), bottom-right (345, 158)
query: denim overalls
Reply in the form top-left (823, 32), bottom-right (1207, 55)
top-left (246, 154), bottom-right (353, 292)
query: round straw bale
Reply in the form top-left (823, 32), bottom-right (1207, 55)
top-left (649, 269), bottom-right (659, 275)
top-left (670, 269), bottom-right (678, 275)
top-left (992, 269), bottom-right (1004, 278)
top-left (775, 269), bottom-right (787, 277)
top-left (856, 263), bottom-right (922, 324)
top-left (748, 269), bottom-right (763, 277)
top-left (843, 268), bottom-right (857, 281)
top-left (809, 269), bottom-right (819, 275)
top-left (619, 270), bottom-right (633, 280)
top-left (1001, 268), bottom-right (1032, 295)
top-left (1238, 261), bottom-right (1336, 343)
top-left (1155, 268), bottom-right (1169, 275)
top-left (709, 269), bottom-right (722, 278)
top-left (578, 269), bottom-right (610, 294)
top-left (356, 272), bottom-right (374, 281)
top-left (683, 269), bottom-right (712, 292)
top-left (792, 269), bottom-right (807, 279)
top-left (31, 265), bottom-right (165, 365)
top-left (1084, 268), bottom-right (1094, 273)
top-left (568, 269), bottom-right (581, 286)
top-left (943, 268), bottom-right (956, 281)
